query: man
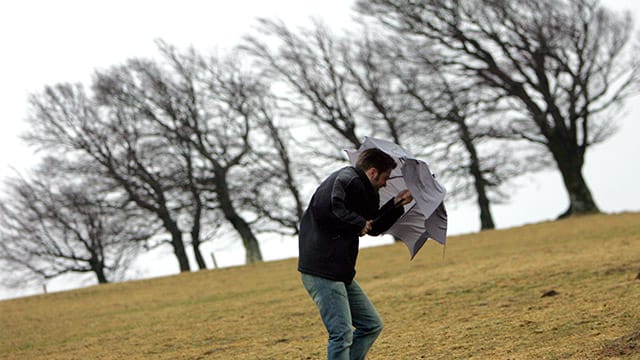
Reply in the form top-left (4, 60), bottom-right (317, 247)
top-left (298, 148), bottom-right (413, 360)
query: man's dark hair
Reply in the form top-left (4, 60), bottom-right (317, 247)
top-left (355, 148), bottom-right (397, 173)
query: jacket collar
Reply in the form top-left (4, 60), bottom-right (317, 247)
top-left (353, 166), bottom-right (377, 197)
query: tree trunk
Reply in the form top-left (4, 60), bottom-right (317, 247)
top-left (93, 266), bottom-right (109, 284)
top-left (216, 171), bottom-right (263, 263)
top-left (94, 269), bottom-right (108, 284)
top-left (556, 165), bottom-right (600, 218)
top-left (191, 220), bottom-right (207, 270)
top-left (550, 141), bottom-right (600, 218)
top-left (90, 257), bottom-right (108, 284)
top-left (474, 174), bottom-right (495, 230)
top-left (459, 123), bottom-right (496, 230)
top-left (168, 225), bottom-right (191, 272)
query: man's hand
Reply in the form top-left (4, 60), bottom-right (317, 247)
top-left (359, 220), bottom-right (373, 236)
top-left (394, 189), bottom-right (413, 207)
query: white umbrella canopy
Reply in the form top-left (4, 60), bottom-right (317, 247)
top-left (346, 137), bottom-right (448, 259)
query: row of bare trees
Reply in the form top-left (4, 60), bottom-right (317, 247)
top-left (1, 0), bottom-right (637, 288)
top-left (356, 0), bottom-right (640, 217)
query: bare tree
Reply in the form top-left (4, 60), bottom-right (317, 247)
top-left (395, 47), bottom-right (550, 229)
top-left (92, 66), bottom-right (214, 270)
top-left (242, 19), bottom-right (428, 192)
top-left (356, 0), bottom-right (640, 217)
top-left (340, 31), bottom-right (417, 147)
top-left (24, 83), bottom-right (193, 271)
top-left (246, 19), bottom-right (537, 230)
top-left (92, 42), bottom-right (274, 263)
top-left (243, 20), bottom-right (439, 244)
top-left (0, 161), bottom-right (151, 286)
top-left (242, 101), bottom-right (307, 235)
top-left (242, 19), bottom-right (368, 160)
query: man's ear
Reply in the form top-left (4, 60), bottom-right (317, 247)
top-left (365, 167), bottom-right (378, 180)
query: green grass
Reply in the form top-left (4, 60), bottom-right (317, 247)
top-left (1, 212), bottom-right (639, 359)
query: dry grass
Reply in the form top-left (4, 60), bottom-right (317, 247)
top-left (1, 212), bottom-right (639, 359)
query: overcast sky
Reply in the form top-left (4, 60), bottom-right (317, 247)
top-left (1, 0), bottom-right (639, 299)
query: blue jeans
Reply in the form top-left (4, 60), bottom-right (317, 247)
top-left (301, 273), bottom-right (383, 360)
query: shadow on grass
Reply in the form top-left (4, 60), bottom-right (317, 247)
top-left (599, 330), bottom-right (640, 358)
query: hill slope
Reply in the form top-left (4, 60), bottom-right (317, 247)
top-left (1, 212), bottom-right (639, 359)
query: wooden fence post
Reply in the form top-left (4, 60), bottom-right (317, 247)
top-left (211, 252), bottom-right (218, 269)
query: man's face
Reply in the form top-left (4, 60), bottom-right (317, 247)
top-left (369, 169), bottom-right (391, 191)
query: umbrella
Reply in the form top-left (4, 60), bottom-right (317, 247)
top-left (346, 137), bottom-right (448, 259)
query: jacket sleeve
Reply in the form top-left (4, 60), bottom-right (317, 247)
top-left (368, 198), bottom-right (404, 236)
top-left (326, 173), bottom-right (367, 232)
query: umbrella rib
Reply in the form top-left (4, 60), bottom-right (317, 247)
top-left (395, 202), bottom-right (417, 223)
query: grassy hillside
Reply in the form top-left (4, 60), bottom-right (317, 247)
top-left (1, 212), bottom-right (639, 359)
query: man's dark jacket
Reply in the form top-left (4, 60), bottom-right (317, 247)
top-left (298, 166), bottom-right (404, 283)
